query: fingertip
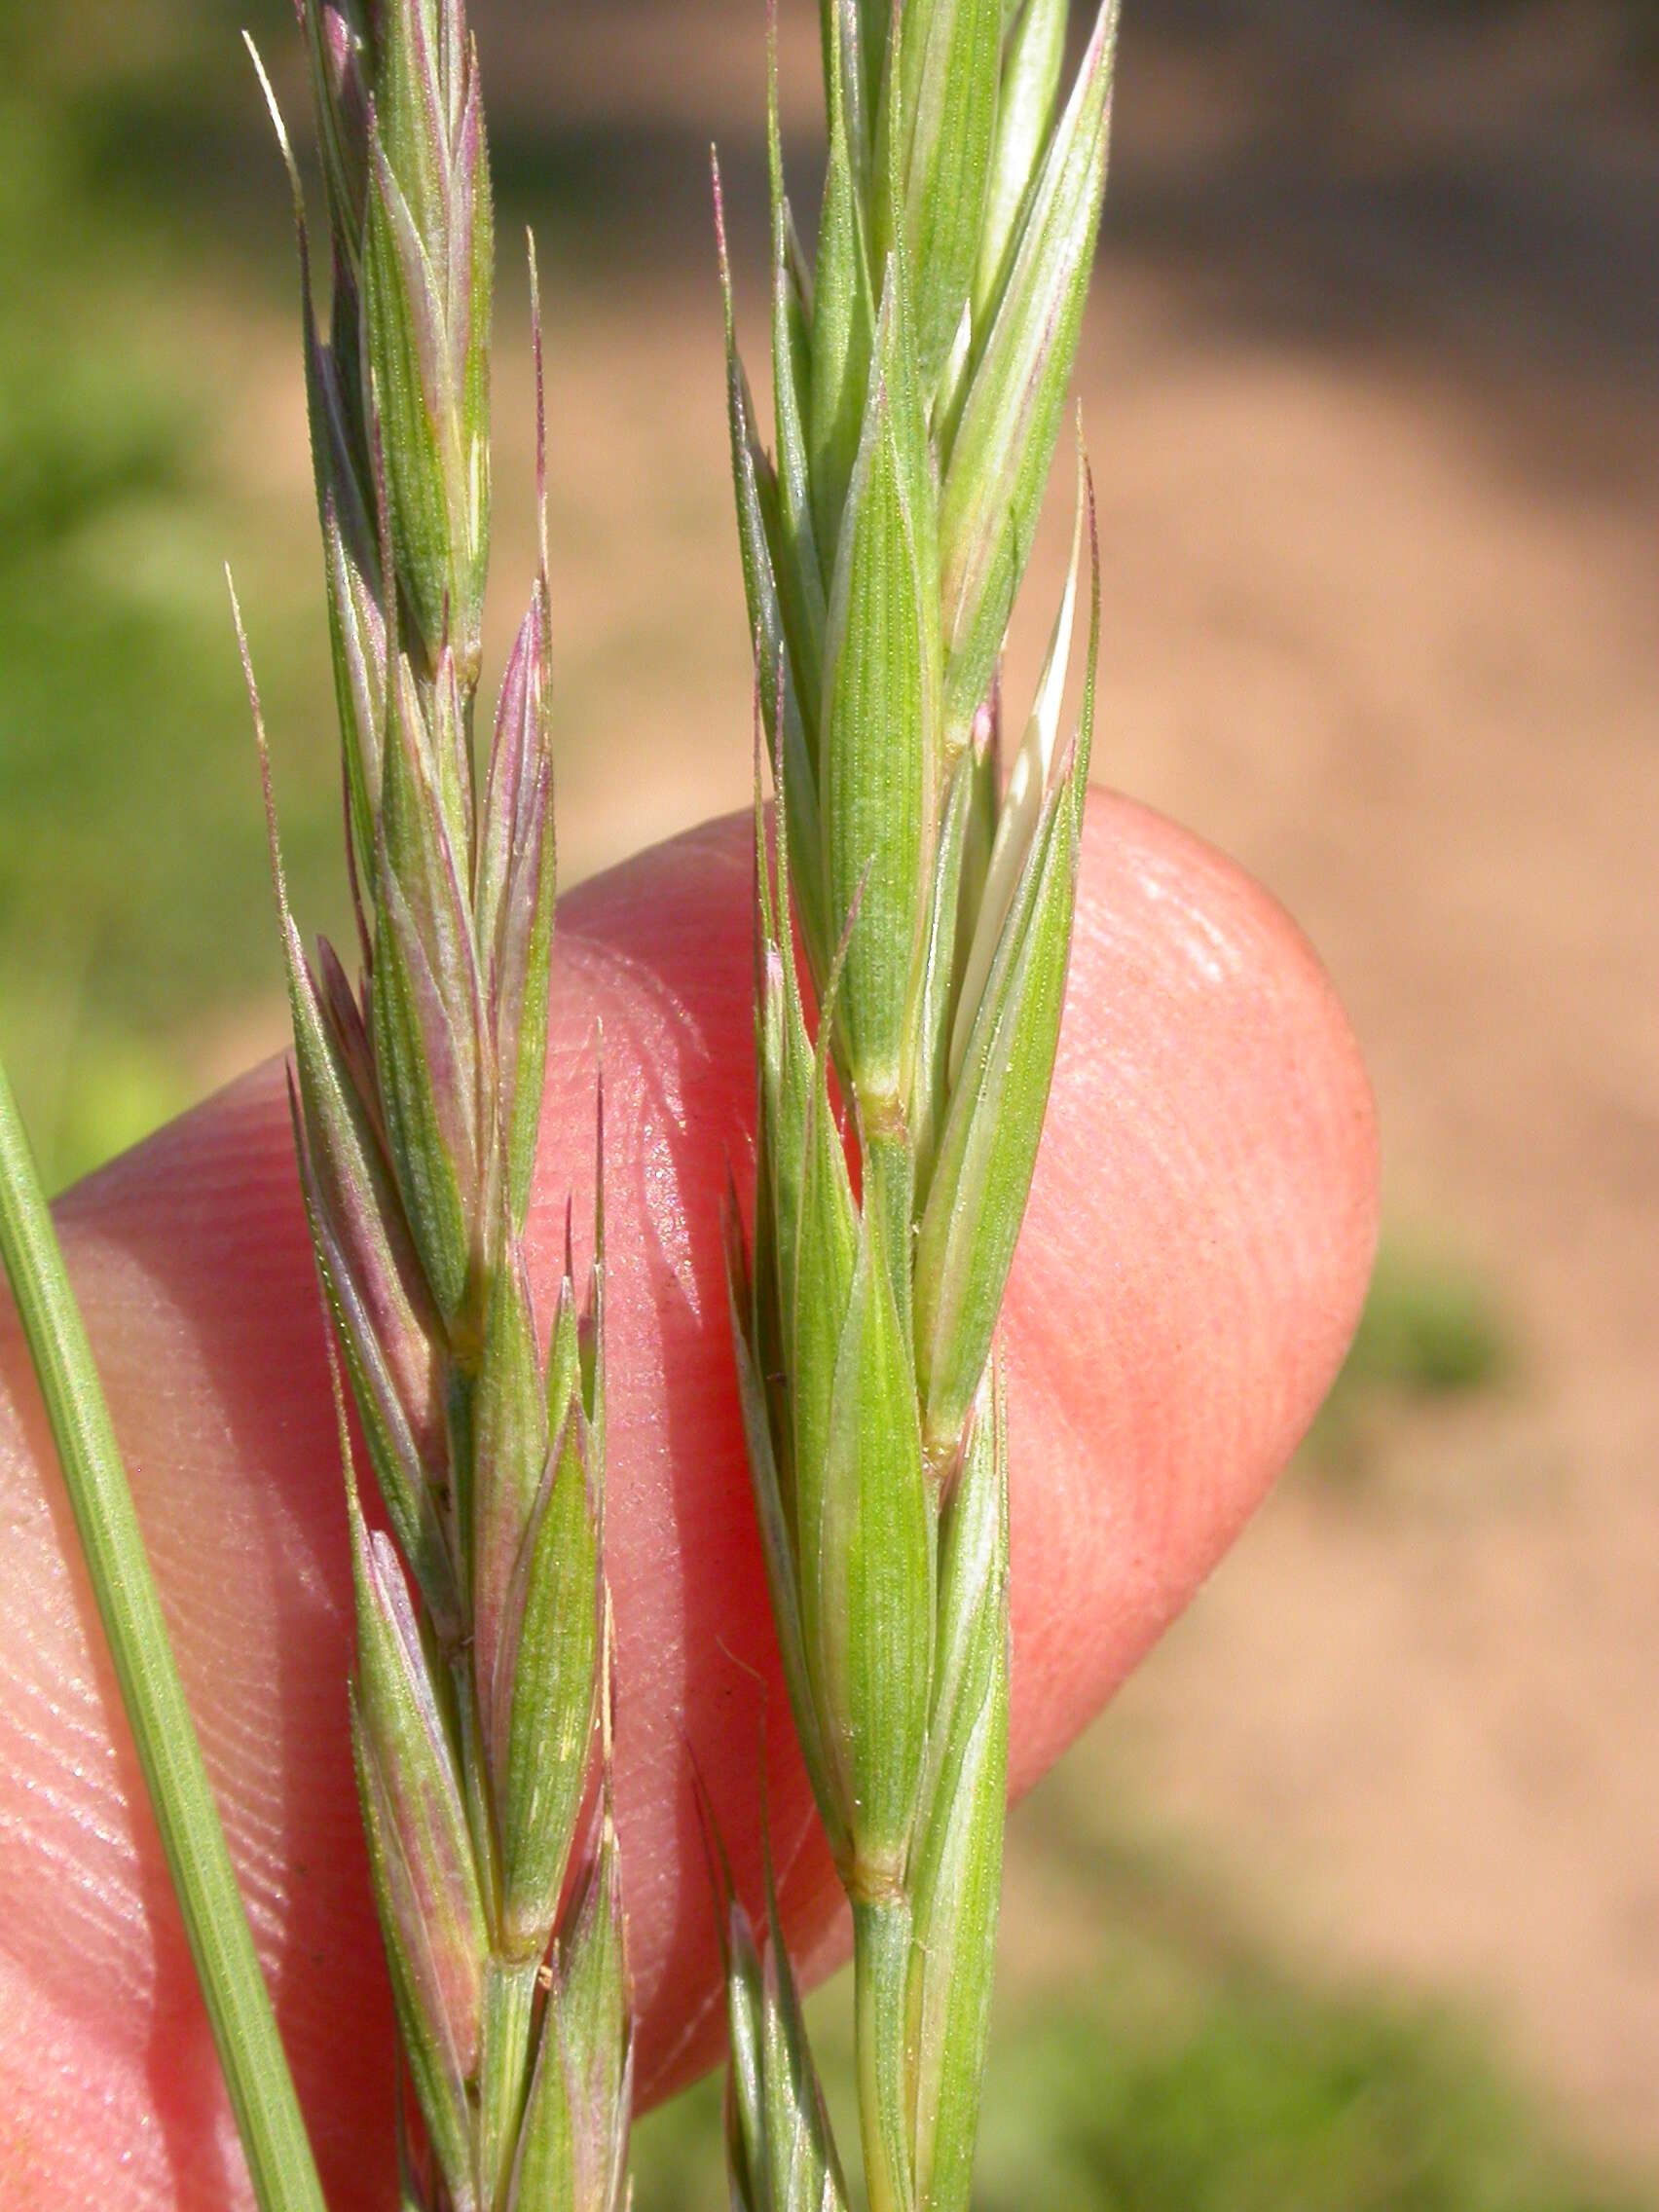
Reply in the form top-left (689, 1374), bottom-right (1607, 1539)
top-left (0, 800), bottom-right (1380, 2180)
top-left (1002, 790), bottom-right (1380, 1783)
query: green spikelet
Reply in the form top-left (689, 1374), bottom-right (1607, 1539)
top-left (719, 4), bottom-right (1116, 2207)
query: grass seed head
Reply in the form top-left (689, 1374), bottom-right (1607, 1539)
top-left (253, 4), bottom-right (631, 2200)
top-left (719, 4), bottom-right (1118, 2206)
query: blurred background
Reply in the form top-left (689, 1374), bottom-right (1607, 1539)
top-left (2, 0), bottom-right (1655, 2201)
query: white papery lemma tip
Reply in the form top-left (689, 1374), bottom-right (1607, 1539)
top-left (947, 483), bottom-right (1085, 1088)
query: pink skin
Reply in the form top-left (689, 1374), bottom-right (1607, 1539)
top-left (0, 797), bottom-right (1378, 2208)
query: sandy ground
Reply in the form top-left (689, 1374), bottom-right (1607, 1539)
top-left (221, 0), bottom-right (1659, 2172)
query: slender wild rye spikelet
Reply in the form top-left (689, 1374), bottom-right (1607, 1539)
top-left (240, 6), bottom-right (631, 2204)
top-left (718, 4), bottom-right (1116, 2208)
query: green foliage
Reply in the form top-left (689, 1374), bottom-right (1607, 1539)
top-left (0, 61), bottom-right (343, 1192)
top-left (1306, 1234), bottom-right (1514, 1484)
top-left (974, 1990), bottom-right (1642, 2212)
top-left (1343, 1241), bottom-right (1513, 1400)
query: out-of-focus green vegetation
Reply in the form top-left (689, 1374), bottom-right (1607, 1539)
top-left (635, 1997), bottom-right (1645, 2211)
top-left (0, 0), bottom-right (700, 1193)
top-left (973, 2000), bottom-right (1633, 2212)
top-left (1343, 1241), bottom-right (1512, 1400)
top-left (0, 9), bottom-right (343, 1191)
top-left (1303, 1235), bottom-right (1514, 1485)
top-left (632, 1792), bottom-right (1643, 2212)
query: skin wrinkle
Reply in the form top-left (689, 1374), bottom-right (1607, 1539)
top-left (0, 796), bottom-right (1376, 2209)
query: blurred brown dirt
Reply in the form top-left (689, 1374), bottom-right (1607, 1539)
top-left (232, 0), bottom-right (1659, 2171)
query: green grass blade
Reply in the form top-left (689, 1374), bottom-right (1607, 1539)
top-left (0, 1051), bottom-right (327, 2212)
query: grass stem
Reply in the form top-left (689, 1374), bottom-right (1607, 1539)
top-left (0, 1051), bottom-right (327, 2212)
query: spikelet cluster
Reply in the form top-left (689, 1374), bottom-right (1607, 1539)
top-left (243, 6), bottom-right (631, 2204)
top-left (718, 4), bottom-right (1116, 2208)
